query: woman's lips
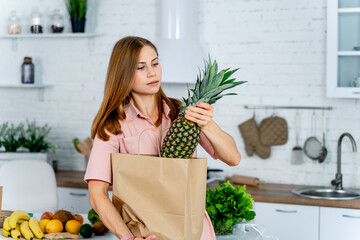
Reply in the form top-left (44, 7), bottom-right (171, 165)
top-left (147, 80), bottom-right (159, 86)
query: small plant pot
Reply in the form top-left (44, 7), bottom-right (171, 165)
top-left (71, 18), bottom-right (86, 32)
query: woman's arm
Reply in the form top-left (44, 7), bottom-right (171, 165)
top-left (185, 102), bottom-right (241, 166)
top-left (88, 180), bottom-right (156, 240)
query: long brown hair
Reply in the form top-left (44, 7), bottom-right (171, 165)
top-left (92, 36), bottom-right (181, 141)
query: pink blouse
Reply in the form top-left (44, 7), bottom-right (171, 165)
top-left (84, 100), bottom-right (216, 240)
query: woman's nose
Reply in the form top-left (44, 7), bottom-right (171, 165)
top-left (147, 67), bottom-right (156, 77)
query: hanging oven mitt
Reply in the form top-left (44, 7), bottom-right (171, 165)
top-left (238, 117), bottom-right (271, 159)
top-left (259, 116), bottom-right (288, 146)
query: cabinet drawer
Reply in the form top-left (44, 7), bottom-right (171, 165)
top-left (57, 187), bottom-right (91, 214)
top-left (320, 207), bottom-right (360, 240)
top-left (254, 202), bottom-right (319, 240)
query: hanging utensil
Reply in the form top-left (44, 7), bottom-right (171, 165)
top-left (291, 111), bottom-right (304, 165)
top-left (304, 111), bottom-right (322, 161)
top-left (318, 111), bottom-right (328, 163)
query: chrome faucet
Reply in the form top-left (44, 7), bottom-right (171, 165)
top-left (331, 133), bottom-right (357, 190)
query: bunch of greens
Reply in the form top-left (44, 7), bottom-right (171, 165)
top-left (20, 120), bottom-right (52, 152)
top-left (206, 181), bottom-right (256, 235)
top-left (88, 209), bottom-right (101, 224)
top-left (0, 122), bottom-right (24, 152)
top-left (65, 0), bottom-right (88, 18)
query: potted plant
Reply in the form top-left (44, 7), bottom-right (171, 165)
top-left (20, 120), bottom-right (52, 152)
top-left (0, 120), bottom-right (54, 167)
top-left (206, 181), bottom-right (256, 238)
top-left (65, 0), bottom-right (88, 33)
top-left (0, 122), bottom-right (24, 152)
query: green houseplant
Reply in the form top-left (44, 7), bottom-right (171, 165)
top-left (206, 181), bottom-right (256, 235)
top-left (20, 120), bottom-right (52, 152)
top-left (65, 0), bottom-right (88, 32)
top-left (0, 122), bottom-right (24, 152)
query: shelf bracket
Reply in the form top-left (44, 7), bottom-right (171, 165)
top-left (11, 38), bottom-right (18, 51)
top-left (88, 38), bottom-right (95, 51)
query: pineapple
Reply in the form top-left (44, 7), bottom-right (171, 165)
top-left (160, 57), bottom-right (246, 159)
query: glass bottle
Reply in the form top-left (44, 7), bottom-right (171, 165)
top-left (50, 9), bottom-right (65, 33)
top-left (21, 57), bottom-right (35, 84)
top-left (8, 11), bottom-right (21, 34)
top-left (30, 9), bottom-right (43, 34)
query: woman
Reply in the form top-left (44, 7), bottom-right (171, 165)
top-left (84, 36), bottom-right (241, 240)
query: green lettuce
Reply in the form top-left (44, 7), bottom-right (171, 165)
top-left (206, 180), bottom-right (256, 235)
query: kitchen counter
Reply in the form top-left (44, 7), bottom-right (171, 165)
top-left (208, 180), bottom-right (360, 209)
top-left (56, 170), bottom-right (88, 189)
top-left (56, 171), bottom-right (360, 209)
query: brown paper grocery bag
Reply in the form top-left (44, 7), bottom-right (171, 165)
top-left (111, 153), bottom-right (207, 240)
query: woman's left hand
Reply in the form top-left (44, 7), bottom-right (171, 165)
top-left (185, 102), bottom-right (214, 128)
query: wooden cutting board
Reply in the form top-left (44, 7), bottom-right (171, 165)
top-left (44, 233), bottom-right (80, 239)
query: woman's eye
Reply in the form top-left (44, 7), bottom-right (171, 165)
top-left (153, 63), bottom-right (159, 66)
top-left (137, 66), bottom-right (145, 70)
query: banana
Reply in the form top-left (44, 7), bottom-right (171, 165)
top-left (9, 211), bottom-right (30, 230)
top-left (10, 224), bottom-right (21, 239)
top-left (2, 227), bottom-right (11, 237)
top-left (20, 221), bottom-right (34, 240)
top-left (28, 217), bottom-right (43, 239)
top-left (3, 217), bottom-right (11, 231)
top-left (17, 219), bottom-right (26, 224)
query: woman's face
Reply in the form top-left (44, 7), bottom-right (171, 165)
top-left (131, 45), bottom-right (162, 96)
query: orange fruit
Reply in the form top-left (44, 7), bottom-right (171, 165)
top-left (46, 219), bottom-right (63, 233)
top-left (39, 219), bottom-right (51, 233)
top-left (73, 214), bottom-right (84, 225)
top-left (65, 220), bottom-right (81, 234)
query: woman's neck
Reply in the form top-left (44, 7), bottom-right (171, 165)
top-left (130, 93), bottom-right (159, 120)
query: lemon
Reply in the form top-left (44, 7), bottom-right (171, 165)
top-left (39, 219), bottom-right (51, 233)
top-left (65, 220), bottom-right (81, 234)
top-left (46, 219), bottom-right (63, 233)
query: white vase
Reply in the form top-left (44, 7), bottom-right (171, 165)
top-left (0, 151), bottom-right (49, 168)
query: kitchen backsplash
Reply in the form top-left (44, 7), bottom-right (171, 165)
top-left (1, 0), bottom-right (360, 188)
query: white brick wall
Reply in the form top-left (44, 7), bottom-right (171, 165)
top-left (1, 0), bottom-right (360, 188)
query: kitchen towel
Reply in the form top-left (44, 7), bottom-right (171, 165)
top-left (111, 153), bottom-right (207, 240)
top-left (259, 116), bottom-right (288, 146)
top-left (238, 117), bottom-right (271, 159)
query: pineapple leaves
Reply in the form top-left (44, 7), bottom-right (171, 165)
top-left (181, 55), bottom-right (246, 109)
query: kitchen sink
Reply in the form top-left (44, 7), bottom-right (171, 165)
top-left (291, 187), bottom-right (360, 200)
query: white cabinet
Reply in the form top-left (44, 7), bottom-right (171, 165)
top-left (57, 187), bottom-right (91, 214)
top-left (320, 207), bottom-right (360, 240)
top-left (57, 187), bottom-right (112, 214)
top-left (254, 202), bottom-right (319, 240)
top-left (326, 0), bottom-right (360, 98)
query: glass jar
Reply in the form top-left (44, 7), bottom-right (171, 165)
top-left (21, 57), bottom-right (35, 84)
top-left (8, 11), bottom-right (21, 34)
top-left (30, 9), bottom-right (43, 33)
top-left (50, 9), bottom-right (64, 33)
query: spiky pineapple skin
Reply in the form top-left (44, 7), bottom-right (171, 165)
top-left (160, 115), bottom-right (201, 159)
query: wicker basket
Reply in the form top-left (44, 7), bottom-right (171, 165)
top-left (0, 210), bottom-right (13, 228)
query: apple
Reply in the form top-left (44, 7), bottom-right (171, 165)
top-left (41, 211), bottom-right (54, 220)
top-left (73, 214), bottom-right (84, 225)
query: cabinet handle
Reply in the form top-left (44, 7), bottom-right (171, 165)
top-left (342, 214), bottom-right (360, 219)
top-left (352, 92), bottom-right (360, 95)
top-left (275, 209), bottom-right (297, 214)
top-left (69, 192), bottom-right (87, 197)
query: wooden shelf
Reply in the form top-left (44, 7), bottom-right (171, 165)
top-left (338, 8), bottom-right (360, 13)
top-left (0, 33), bottom-right (102, 51)
top-left (0, 83), bottom-right (52, 88)
top-left (0, 84), bottom-right (53, 101)
top-left (338, 51), bottom-right (360, 56)
top-left (0, 33), bottom-right (101, 39)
